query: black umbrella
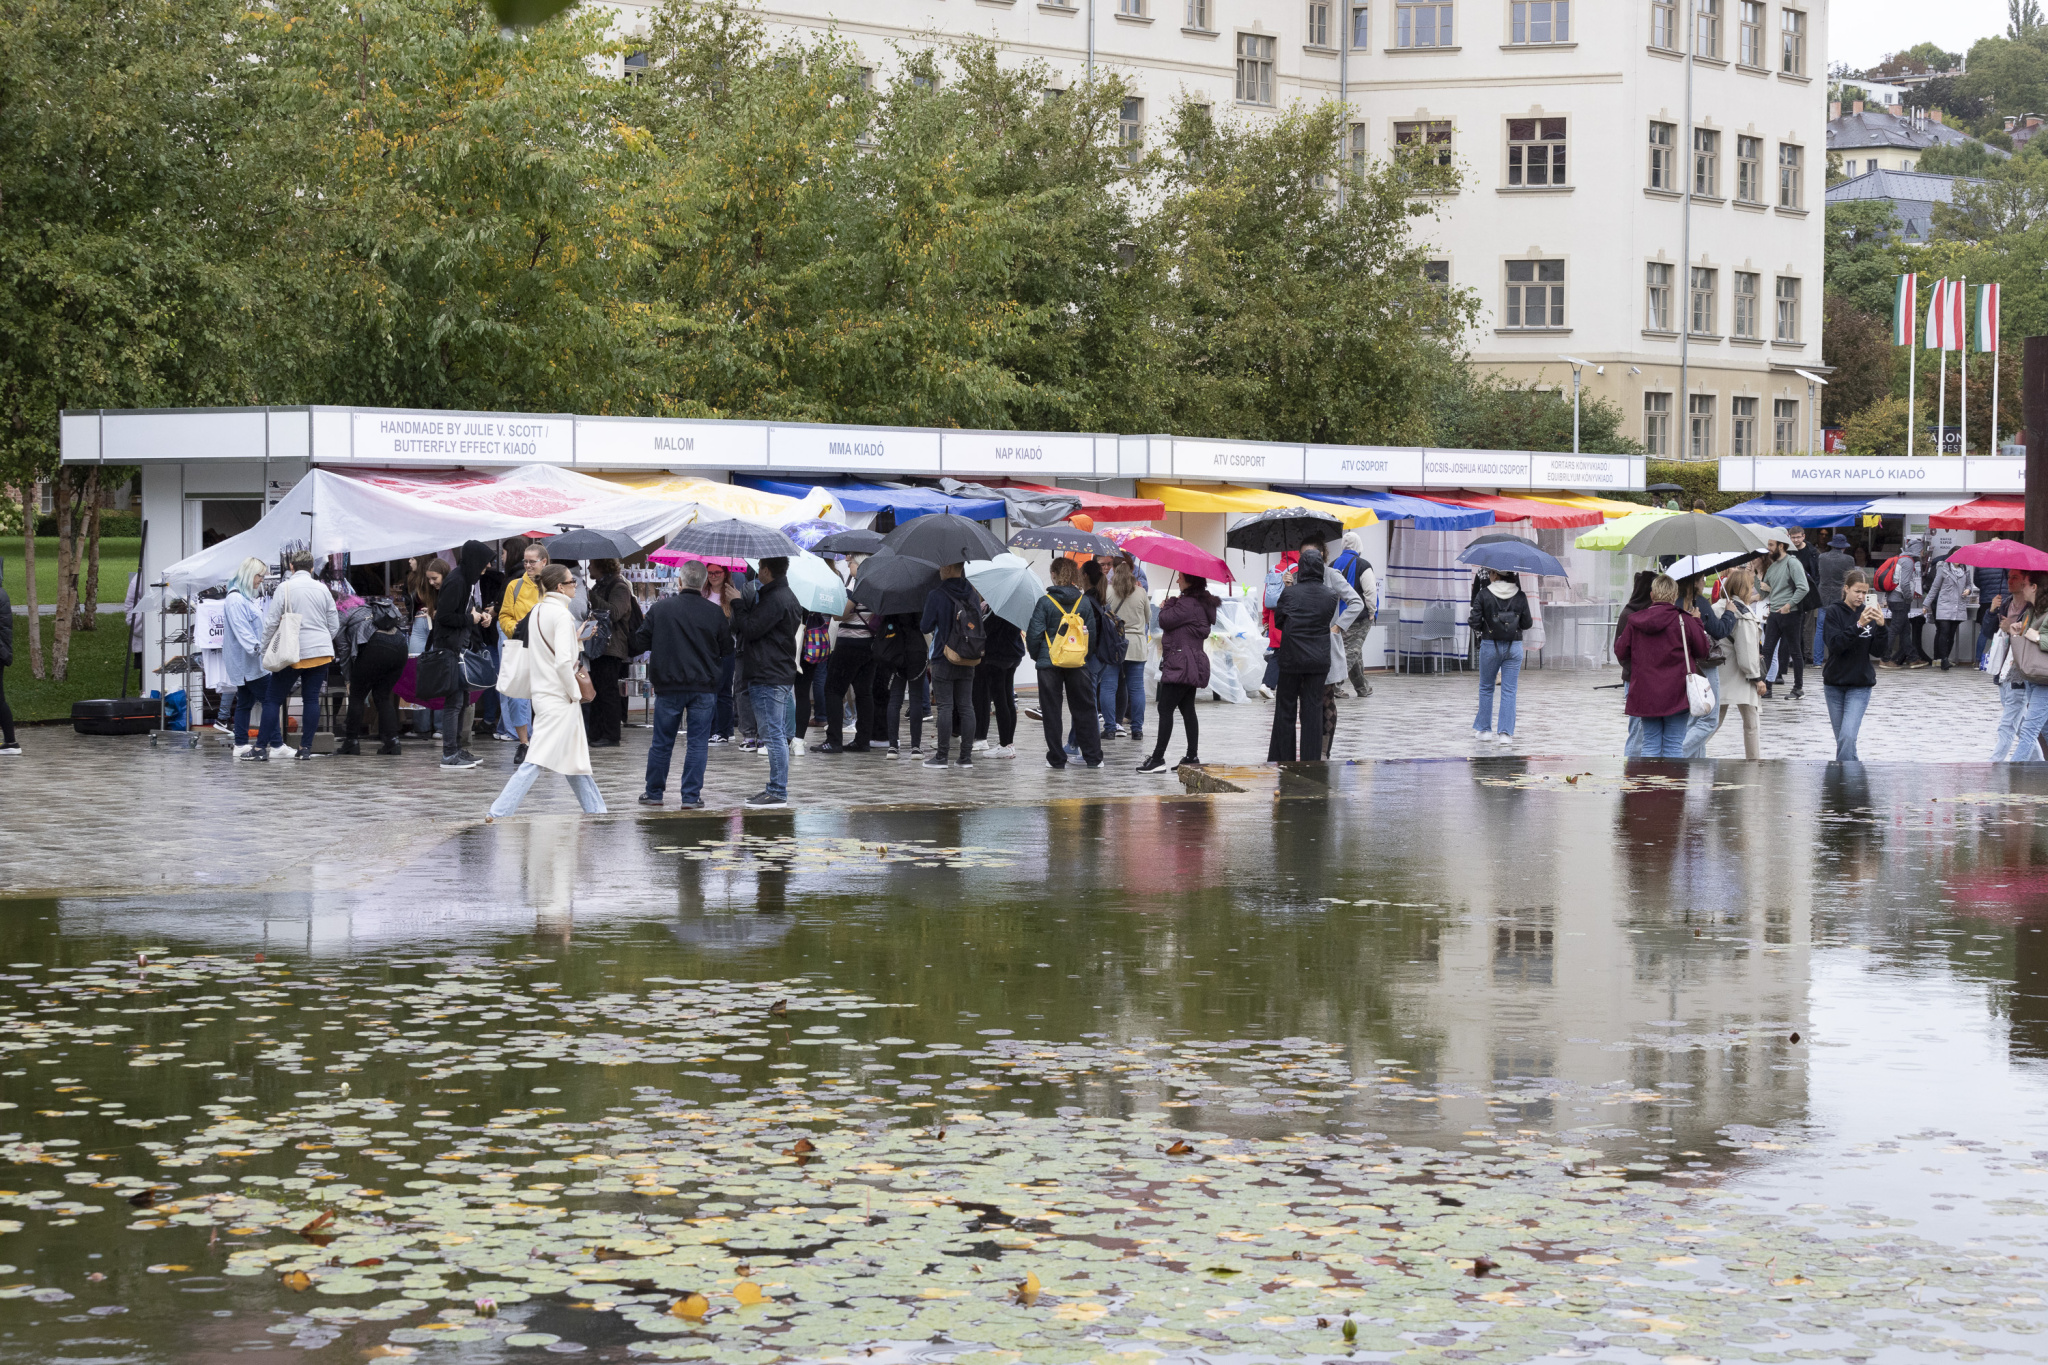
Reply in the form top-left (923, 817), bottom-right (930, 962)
top-left (1466, 532), bottom-right (1537, 548)
top-left (878, 513), bottom-right (1005, 565)
top-left (662, 520), bottom-right (805, 560)
top-left (1224, 508), bottom-right (1345, 555)
top-left (813, 528), bottom-right (887, 556)
top-left (542, 527), bottom-right (642, 560)
top-left (848, 552), bottom-right (942, 616)
top-left (1645, 482), bottom-right (1686, 494)
top-left (1008, 525), bottom-right (1121, 557)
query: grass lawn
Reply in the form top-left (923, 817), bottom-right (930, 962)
top-left (3, 537), bottom-right (142, 605)
top-left (4, 537), bottom-right (148, 722)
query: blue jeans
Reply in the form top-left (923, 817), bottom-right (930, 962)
top-left (1474, 640), bottom-right (1524, 735)
top-left (500, 694), bottom-right (533, 735)
top-left (1823, 684), bottom-right (1872, 761)
top-left (1811, 613), bottom-right (1826, 667)
top-left (230, 684), bottom-right (259, 745)
top-left (1100, 660), bottom-right (1145, 736)
top-left (263, 664), bottom-right (329, 749)
top-left (1637, 711), bottom-right (1689, 757)
top-left (1993, 676), bottom-right (2029, 759)
top-left (1682, 670), bottom-right (1722, 758)
top-left (645, 691), bottom-right (714, 801)
top-left (749, 683), bottom-right (793, 800)
top-left (2011, 681), bottom-right (2048, 761)
top-left (489, 762), bottom-right (607, 818)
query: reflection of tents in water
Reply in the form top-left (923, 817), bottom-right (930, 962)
top-left (667, 913), bottom-right (797, 952)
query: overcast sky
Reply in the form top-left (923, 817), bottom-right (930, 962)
top-left (1832, 0), bottom-right (2009, 70)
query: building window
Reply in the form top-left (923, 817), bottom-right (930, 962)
top-left (1394, 119), bottom-right (1455, 165)
top-left (1120, 0), bottom-right (1144, 13)
top-left (1773, 398), bottom-right (1799, 452)
top-left (1507, 117), bottom-right (1567, 186)
top-left (1649, 121), bottom-right (1676, 189)
top-left (1730, 396), bottom-right (1758, 453)
top-left (1780, 8), bottom-right (1804, 73)
top-left (1119, 97), bottom-right (1144, 162)
top-left (1646, 262), bottom-right (1674, 330)
top-left (1504, 259), bottom-right (1565, 327)
top-left (1733, 271), bottom-right (1760, 337)
top-left (1651, 0), bottom-right (1676, 49)
top-left (1397, 0), bottom-right (1454, 47)
top-left (1510, 0), bottom-right (1568, 42)
top-left (1644, 393), bottom-right (1672, 455)
top-left (1349, 121), bottom-right (1369, 176)
top-left (1424, 259), bottom-right (1452, 286)
top-left (1694, 0), bottom-right (1720, 56)
top-left (1308, 0), bottom-right (1332, 44)
top-left (1739, 0), bottom-right (1763, 64)
top-left (622, 49), bottom-right (650, 80)
top-left (1777, 142), bottom-right (1802, 207)
top-left (1775, 275), bottom-right (1800, 340)
top-left (1187, 0), bottom-right (1210, 26)
top-left (1902, 157), bottom-right (1914, 171)
top-left (1735, 135), bottom-right (1762, 201)
top-left (1351, 2), bottom-right (1371, 45)
top-left (1689, 394), bottom-right (1715, 459)
top-left (1235, 33), bottom-right (1275, 103)
top-left (1690, 267), bottom-right (1717, 334)
top-left (1693, 127), bottom-right (1719, 195)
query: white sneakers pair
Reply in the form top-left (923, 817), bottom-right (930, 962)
top-left (1473, 729), bottom-right (1515, 749)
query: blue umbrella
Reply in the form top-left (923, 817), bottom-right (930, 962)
top-left (782, 518), bottom-right (851, 554)
top-left (965, 553), bottom-right (1044, 629)
top-left (781, 552), bottom-right (848, 616)
top-left (1456, 539), bottom-right (1567, 577)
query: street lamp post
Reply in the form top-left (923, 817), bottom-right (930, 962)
top-left (1560, 355), bottom-right (1603, 455)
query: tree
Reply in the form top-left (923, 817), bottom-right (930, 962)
top-left (1822, 199), bottom-right (1914, 317)
top-left (1917, 75), bottom-right (1992, 128)
top-left (1934, 148), bottom-right (2048, 239)
top-left (1821, 293), bottom-right (1894, 423)
top-left (1902, 40), bottom-right (1964, 68)
top-left (1962, 30), bottom-right (2048, 121)
top-left (1429, 372), bottom-right (1642, 454)
top-left (1136, 100), bottom-right (1475, 444)
top-left (1837, 393), bottom-right (1922, 455)
top-left (2012, 0), bottom-right (2044, 39)
top-left (1914, 139), bottom-right (2006, 176)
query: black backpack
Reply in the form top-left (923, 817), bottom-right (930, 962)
top-left (367, 596), bottom-right (406, 633)
top-left (944, 587), bottom-right (989, 665)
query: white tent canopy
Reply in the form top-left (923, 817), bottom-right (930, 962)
top-left (161, 465), bottom-right (709, 588)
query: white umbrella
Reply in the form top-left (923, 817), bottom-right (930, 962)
top-left (965, 553), bottom-right (1043, 629)
top-left (780, 551), bottom-right (848, 616)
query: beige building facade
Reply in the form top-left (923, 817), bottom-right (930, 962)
top-left (606, 0), bottom-right (1829, 459)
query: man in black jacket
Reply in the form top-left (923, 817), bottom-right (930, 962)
top-left (431, 540), bottom-right (496, 769)
top-left (1789, 526), bottom-right (1823, 678)
top-left (735, 557), bottom-right (803, 809)
top-left (1267, 551), bottom-right (1339, 762)
top-left (631, 561), bottom-right (730, 809)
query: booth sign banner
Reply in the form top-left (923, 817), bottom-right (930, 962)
top-left (1530, 454), bottom-right (1635, 490)
top-left (348, 410), bottom-right (574, 465)
top-left (1303, 446), bottom-right (1426, 487)
top-left (1425, 451), bottom-right (1533, 485)
top-left (941, 431), bottom-right (1098, 477)
top-left (769, 425), bottom-right (942, 474)
top-left (1717, 456), bottom-right (1996, 494)
top-left (1171, 439), bottom-right (1308, 483)
top-left (576, 418), bottom-right (769, 470)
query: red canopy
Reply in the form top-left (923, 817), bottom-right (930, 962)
top-left (1930, 497), bottom-right (2024, 532)
top-left (990, 479), bottom-right (1167, 524)
top-left (1404, 489), bottom-right (1604, 529)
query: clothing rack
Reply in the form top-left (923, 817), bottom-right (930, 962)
top-left (149, 580), bottom-right (202, 750)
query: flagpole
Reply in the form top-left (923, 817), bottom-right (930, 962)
top-left (1961, 275), bottom-right (1969, 455)
top-left (1908, 275), bottom-right (1918, 458)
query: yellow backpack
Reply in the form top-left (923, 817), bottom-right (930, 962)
top-left (1044, 592), bottom-right (1090, 668)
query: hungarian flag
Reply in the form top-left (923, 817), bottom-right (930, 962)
top-left (1892, 273), bottom-right (1916, 345)
top-left (1925, 277), bottom-right (1953, 350)
top-left (1976, 282), bottom-right (2000, 353)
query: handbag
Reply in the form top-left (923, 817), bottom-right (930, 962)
top-left (2012, 628), bottom-right (2048, 686)
top-left (575, 663), bottom-right (597, 704)
top-left (460, 629), bottom-right (498, 690)
top-left (497, 616), bottom-right (533, 700)
top-left (260, 587), bottom-right (303, 673)
top-left (1681, 613), bottom-right (1715, 718)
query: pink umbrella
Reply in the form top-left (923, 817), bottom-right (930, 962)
top-left (648, 547), bottom-right (747, 571)
top-left (1103, 527), bottom-right (1234, 583)
top-left (1948, 539), bottom-right (2048, 572)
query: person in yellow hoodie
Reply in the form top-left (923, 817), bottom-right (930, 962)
top-left (496, 541), bottom-right (549, 762)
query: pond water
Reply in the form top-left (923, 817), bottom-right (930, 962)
top-left (4, 761), bottom-right (2048, 1363)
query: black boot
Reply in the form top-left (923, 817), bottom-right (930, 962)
top-left (336, 737), bottom-right (361, 756)
top-left (377, 739), bottom-right (402, 755)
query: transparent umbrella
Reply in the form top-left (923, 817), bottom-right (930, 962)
top-left (781, 552), bottom-right (848, 616)
top-left (965, 553), bottom-right (1044, 629)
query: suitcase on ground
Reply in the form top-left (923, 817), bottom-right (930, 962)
top-left (72, 698), bottom-right (162, 736)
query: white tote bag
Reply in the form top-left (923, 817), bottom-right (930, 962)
top-left (260, 586), bottom-right (303, 673)
top-left (1681, 613), bottom-right (1715, 718)
top-left (496, 637), bottom-right (533, 699)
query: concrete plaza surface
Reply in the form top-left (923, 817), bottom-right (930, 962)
top-left (0, 663), bottom-right (2016, 898)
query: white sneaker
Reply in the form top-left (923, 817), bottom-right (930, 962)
top-left (1495, 731), bottom-right (1514, 750)
top-left (268, 745), bottom-right (294, 759)
top-left (1473, 730), bottom-right (1493, 746)
top-left (212, 721), bottom-right (234, 735)
top-left (0, 744), bottom-right (20, 757)
top-left (233, 744), bottom-right (252, 758)
top-left (990, 743), bottom-right (1016, 759)
top-left (789, 738), bottom-right (806, 756)
top-left (974, 739), bottom-right (991, 752)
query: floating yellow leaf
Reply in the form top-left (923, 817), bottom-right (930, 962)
top-left (1053, 1301), bottom-right (1109, 1322)
top-left (669, 1293), bottom-right (709, 1320)
top-left (732, 1280), bottom-right (767, 1306)
top-left (281, 1271), bottom-right (312, 1292)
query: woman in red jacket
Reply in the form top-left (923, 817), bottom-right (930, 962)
top-left (1613, 573), bottom-right (1711, 758)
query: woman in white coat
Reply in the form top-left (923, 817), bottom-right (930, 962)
top-left (487, 565), bottom-right (608, 821)
top-left (1709, 567), bottom-right (1767, 759)
top-left (260, 550), bottom-right (342, 760)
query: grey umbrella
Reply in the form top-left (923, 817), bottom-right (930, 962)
top-left (813, 528), bottom-right (887, 556)
top-left (542, 527), bottom-right (643, 560)
top-left (661, 520), bottom-right (806, 560)
top-left (1618, 513), bottom-right (1768, 560)
top-left (1225, 508), bottom-right (1345, 554)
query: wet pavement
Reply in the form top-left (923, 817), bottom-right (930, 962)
top-left (4, 673), bottom-right (2048, 1364)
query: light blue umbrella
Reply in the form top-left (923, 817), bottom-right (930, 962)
top-left (782, 518), bottom-right (851, 554)
top-left (965, 553), bottom-right (1043, 629)
top-left (780, 551), bottom-right (848, 616)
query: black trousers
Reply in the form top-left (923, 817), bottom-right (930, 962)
top-left (880, 663), bottom-right (924, 751)
top-left (824, 639), bottom-right (875, 749)
top-left (585, 655), bottom-right (626, 743)
top-left (1762, 610), bottom-right (1805, 690)
top-left (1036, 666), bottom-right (1101, 767)
top-left (1933, 618), bottom-right (1961, 664)
top-left (930, 663), bottom-right (975, 763)
top-left (0, 664), bottom-right (13, 746)
top-left (346, 633), bottom-right (406, 743)
top-left (1268, 670), bottom-right (1325, 761)
top-left (1889, 604), bottom-right (1929, 663)
top-left (1148, 681), bottom-right (1199, 764)
top-left (974, 661), bottom-right (1019, 745)
top-left (794, 655), bottom-right (826, 731)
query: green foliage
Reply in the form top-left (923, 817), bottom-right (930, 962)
top-left (1821, 293), bottom-right (1894, 424)
top-left (1962, 29), bottom-right (2048, 122)
top-left (1427, 372), bottom-right (1642, 456)
top-left (1914, 139), bottom-right (2006, 176)
top-left (1901, 41), bottom-right (1964, 68)
top-left (1644, 461), bottom-right (1745, 513)
top-left (2011, 0), bottom-right (2044, 38)
top-left (1837, 393), bottom-right (1920, 456)
top-left (1823, 199), bottom-right (1912, 317)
